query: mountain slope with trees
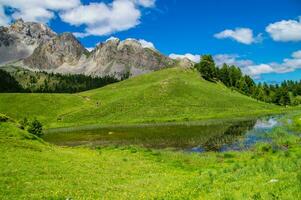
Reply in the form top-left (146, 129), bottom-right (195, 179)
top-left (0, 66), bottom-right (119, 93)
top-left (195, 55), bottom-right (299, 106)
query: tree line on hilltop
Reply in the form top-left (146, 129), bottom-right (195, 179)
top-left (195, 55), bottom-right (300, 106)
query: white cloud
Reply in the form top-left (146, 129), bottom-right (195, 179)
top-left (244, 50), bottom-right (301, 77)
top-left (73, 32), bottom-right (89, 38)
top-left (0, 0), bottom-right (154, 37)
top-left (214, 28), bottom-right (261, 45)
top-left (169, 53), bottom-right (200, 63)
top-left (245, 64), bottom-right (274, 76)
top-left (60, 0), bottom-right (155, 37)
top-left (266, 17), bottom-right (301, 42)
top-left (0, 0), bottom-right (80, 23)
top-left (213, 54), bottom-right (254, 68)
top-left (131, 0), bottom-right (156, 7)
top-left (292, 50), bottom-right (301, 59)
top-left (138, 39), bottom-right (155, 49)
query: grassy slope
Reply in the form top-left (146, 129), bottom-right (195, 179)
top-left (0, 93), bottom-right (88, 128)
top-left (0, 67), bottom-right (281, 128)
top-left (1, 120), bottom-right (301, 199)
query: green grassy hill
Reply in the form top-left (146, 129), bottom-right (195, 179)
top-left (0, 67), bottom-right (281, 128)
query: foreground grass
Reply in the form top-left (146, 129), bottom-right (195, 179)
top-left (1, 118), bottom-right (301, 199)
top-left (0, 67), bottom-right (284, 129)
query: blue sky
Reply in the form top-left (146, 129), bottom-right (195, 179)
top-left (1, 0), bottom-right (301, 82)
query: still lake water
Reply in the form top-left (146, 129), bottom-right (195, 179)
top-left (43, 115), bottom-right (283, 152)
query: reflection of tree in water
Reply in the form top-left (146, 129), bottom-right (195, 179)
top-left (202, 120), bottom-right (256, 151)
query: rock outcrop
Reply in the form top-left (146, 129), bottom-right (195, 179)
top-left (24, 33), bottom-right (88, 70)
top-left (0, 19), bottom-right (56, 64)
top-left (76, 38), bottom-right (175, 78)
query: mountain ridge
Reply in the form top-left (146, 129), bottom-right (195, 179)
top-left (0, 19), bottom-right (194, 79)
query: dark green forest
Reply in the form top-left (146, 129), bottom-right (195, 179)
top-left (0, 70), bottom-right (23, 92)
top-left (195, 55), bottom-right (301, 106)
top-left (0, 68), bottom-right (119, 93)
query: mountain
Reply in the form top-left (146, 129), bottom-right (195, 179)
top-left (0, 20), bottom-right (188, 79)
top-left (0, 67), bottom-right (279, 128)
top-left (72, 38), bottom-right (176, 78)
top-left (0, 19), bottom-right (56, 64)
top-left (24, 33), bottom-right (88, 70)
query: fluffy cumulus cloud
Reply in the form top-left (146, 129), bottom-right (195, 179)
top-left (214, 28), bottom-right (262, 45)
top-left (60, 0), bottom-right (155, 37)
top-left (266, 17), bottom-right (301, 42)
top-left (0, 0), bottom-right (155, 37)
top-left (244, 50), bottom-right (301, 77)
top-left (169, 53), bottom-right (201, 63)
top-left (213, 54), bottom-right (254, 68)
top-left (0, 0), bottom-right (80, 23)
top-left (213, 51), bottom-right (301, 78)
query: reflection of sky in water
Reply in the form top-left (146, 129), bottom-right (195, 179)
top-left (253, 118), bottom-right (279, 129)
top-left (192, 116), bottom-right (282, 153)
top-left (220, 117), bottom-right (280, 152)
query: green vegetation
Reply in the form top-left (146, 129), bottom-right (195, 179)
top-left (195, 55), bottom-right (300, 106)
top-left (0, 66), bottom-right (119, 93)
top-left (0, 115), bottom-right (300, 199)
top-left (0, 69), bottom-right (23, 92)
top-left (0, 67), bottom-right (283, 129)
top-left (27, 119), bottom-right (43, 137)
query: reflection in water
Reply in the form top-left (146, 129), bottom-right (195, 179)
top-left (201, 120), bottom-right (256, 151)
top-left (254, 118), bottom-right (278, 129)
top-left (43, 116), bottom-right (281, 152)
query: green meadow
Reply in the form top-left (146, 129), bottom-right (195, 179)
top-left (1, 67), bottom-right (300, 199)
top-left (0, 67), bottom-right (283, 129)
top-left (0, 114), bottom-right (301, 199)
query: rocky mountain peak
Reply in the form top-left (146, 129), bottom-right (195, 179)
top-left (9, 18), bottom-right (56, 41)
top-left (24, 32), bottom-right (88, 70)
top-left (0, 19), bottom-right (56, 64)
top-left (1, 20), bottom-right (191, 79)
top-left (80, 37), bottom-right (176, 78)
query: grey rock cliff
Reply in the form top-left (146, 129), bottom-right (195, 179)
top-left (0, 19), bottom-right (56, 64)
top-left (78, 38), bottom-right (176, 78)
top-left (24, 33), bottom-right (88, 70)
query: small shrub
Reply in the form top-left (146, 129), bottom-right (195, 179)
top-left (19, 117), bottom-right (29, 130)
top-left (27, 119), bottom-right (43, 137)
top-left (0, 114), bottom-right (9, 122)
top-left (223, 153), bottom-right (235, 159)
top-left (255, 143), bottom-right (272, 153)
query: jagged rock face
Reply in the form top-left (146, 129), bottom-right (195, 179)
top-left (24, 33), bottom-right (88, 70)
top-left (0, 19), bottom-right (56, 64)
top-left (1, 20), bottom-right (184, 79)
top-left (79, 38), bottom-right (176, 78)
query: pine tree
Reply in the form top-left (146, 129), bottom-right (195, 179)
top-left (195, 55), bottom-right (217, 81)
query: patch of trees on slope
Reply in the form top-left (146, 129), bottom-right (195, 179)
top-left (0, 68), bottom-right (119, 93)
top-left (195, 55), bottom-right (299, 106)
